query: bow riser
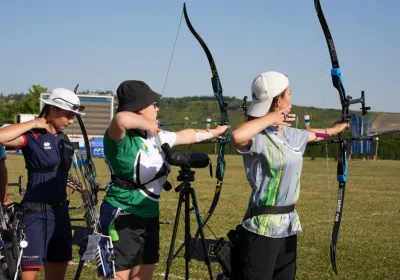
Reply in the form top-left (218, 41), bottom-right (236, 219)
top-left (331, 69), bottom-right (349, 120)
top-left (211, 77), bottom-right (227, 119)
top-left (337, 142), bottom-right (348, 182)
top-left (216, 146), bottom-right (226, 182)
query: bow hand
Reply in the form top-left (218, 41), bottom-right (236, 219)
top-left (332, 122), bottom-right (350, 135)
top-left (212, 125), bottom-right (229, 138)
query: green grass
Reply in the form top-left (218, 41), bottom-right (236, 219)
top-left (5, 154), bottom-right (400, 280)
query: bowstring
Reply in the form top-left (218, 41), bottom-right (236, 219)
top-left (161, 8), bottom-right (184, 97)
top-left (160, 8), bottom-right (186, 196)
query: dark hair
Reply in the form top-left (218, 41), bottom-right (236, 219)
top-left (41, 104), bottom-right (68, 118)
top-left (269, 89), bottom-right (287, 113)
top-left (40, 104), bottom-right (51, 118)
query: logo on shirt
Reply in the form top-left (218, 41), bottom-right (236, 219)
top-left (43, 142), bottom-right (52, 150)
top-left (268, 134), bottom-right (301, 155)
top-left (141, 143), bottom-right (149, 152)
top-left (64, 143), bottom-right (73, 150)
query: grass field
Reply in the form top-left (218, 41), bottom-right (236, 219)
top-left (4, 154), bottom-right (400, 280)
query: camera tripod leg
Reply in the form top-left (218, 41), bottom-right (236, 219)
top-left (190, 187), bottom-right (214, 279)
top-left (165, 184), bottom-right (213, 280)
top-left (164, 190), bottom-right (184, 279)
top-left (184, 192), bottom-right (191, 279)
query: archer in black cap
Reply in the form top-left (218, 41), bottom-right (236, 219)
top-left (116, 80), bottom-right (161, 113)
top-left (101, 79), bottom-right (228, 279)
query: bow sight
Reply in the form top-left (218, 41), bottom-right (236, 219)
top-left (341, 90), bottom-right (371, 121)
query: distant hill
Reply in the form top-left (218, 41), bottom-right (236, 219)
top-left (2, 92), bottom-right (400, 159)
top-left (157, 96), bottom-right (383, 131)
top-left (156, 96), bottom-right (400, 159)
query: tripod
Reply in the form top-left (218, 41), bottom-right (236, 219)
top-left (164, 166), bottom-right (213, 280)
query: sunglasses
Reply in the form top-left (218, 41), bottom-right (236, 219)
top-left (52, 97), bottom-right (81, 112)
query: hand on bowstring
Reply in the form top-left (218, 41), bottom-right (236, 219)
top-left (269, 107), bottom-right (296, 126)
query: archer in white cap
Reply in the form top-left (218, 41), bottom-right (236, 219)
top-left (231, 71), bottom-right (349, 279)
top-left (0, 87), bottom-right (85, 279)
top-left (39, 87), bottom-right (85, 116)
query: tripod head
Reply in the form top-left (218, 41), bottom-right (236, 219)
top-left (177, 166), bottom-right (195, 183)
top-left (173, 166), bottom-right (196, 192)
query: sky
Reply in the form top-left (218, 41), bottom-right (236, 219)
top-left (1, 0), bottom-right (399, 113)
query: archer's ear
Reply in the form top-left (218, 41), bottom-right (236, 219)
top-left (49, 105), bottom-right (57, 115)
top-left (276, 98), bottom-right (283, 109)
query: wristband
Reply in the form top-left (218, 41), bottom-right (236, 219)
top-left (195, 131), bottom-right (214, 142)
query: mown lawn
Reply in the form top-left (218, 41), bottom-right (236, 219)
top-left (5, 154), bottom-right (400, 280)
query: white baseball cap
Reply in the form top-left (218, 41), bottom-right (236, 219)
top-left (247, 71), bottom-right (289, 117)
top-left (40, 88), bottom-right (85, 115)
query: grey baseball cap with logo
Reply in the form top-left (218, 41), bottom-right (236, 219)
top-left (247, 71), bottom-right (289, 117)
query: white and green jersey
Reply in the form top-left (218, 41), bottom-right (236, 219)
top-left (103, 129), bottom-right (176, 218)
top-left (239, 126), bottom-right (309, 238)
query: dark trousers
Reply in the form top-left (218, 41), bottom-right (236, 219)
top-left (231, 226), bottom-right (297, 280)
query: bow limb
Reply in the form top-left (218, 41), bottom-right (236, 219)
top-left (74, 85), bottom-right (99, 209)
top-left (72, 85), bottom-right (99, 214)
top-left (71, 85), bottom-right (101, 280)
top-left (314, 0), bottom-right (370, 274)
top-left (183, 2), bottom-right (228, 232)
top-left (314, 0), bottom-right (348, 274)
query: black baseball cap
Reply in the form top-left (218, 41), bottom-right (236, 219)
top-left (116, 80), bottom-right (161, 113)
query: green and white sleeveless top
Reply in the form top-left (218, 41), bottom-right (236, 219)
top-left (239, 126), bottom-right (309, 238)
top-left (103, 129), bottom-right (176, 218)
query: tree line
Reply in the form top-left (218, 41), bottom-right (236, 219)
top-left (1, 85), bottom-right (399, 160)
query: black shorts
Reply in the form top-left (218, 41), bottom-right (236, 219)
top-left (113, 213), bottom-right (160, 269)
top-left (231, 225), bottom-right (297, 280)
